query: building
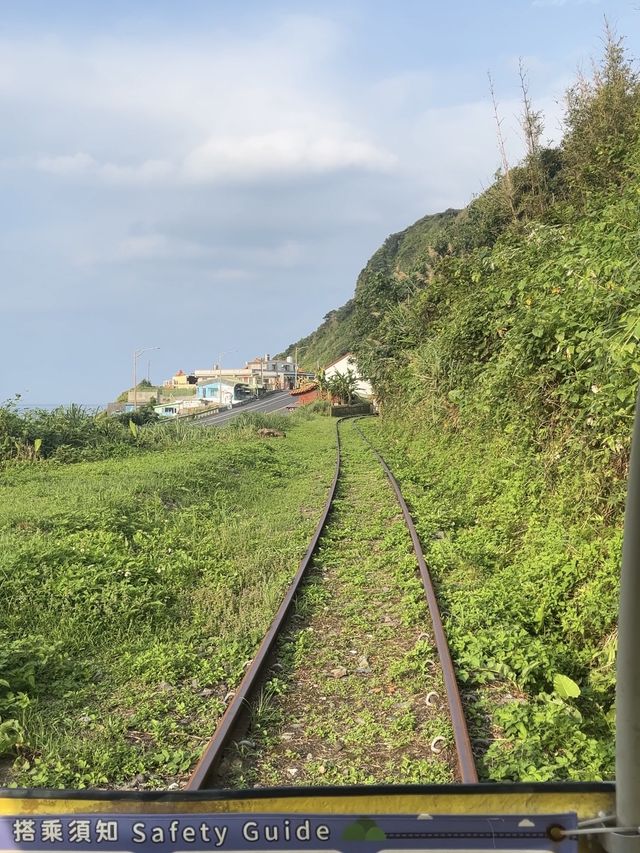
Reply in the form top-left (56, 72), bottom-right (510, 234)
top-left (165, 369), bottom-right (192, 388)
top-left (161, 353), bottom-right (315, 397)
top-left (154, 402), bottom-right (181, 417)
top-left (154, 398), bottom-right (216, 418)
top-left (324, 353), bottom-right (373, 399)
top-left (196, 380), bottom-right (238, 407)
top-left (192, 354), bottom-right (313, 392)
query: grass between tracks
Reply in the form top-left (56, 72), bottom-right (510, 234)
top-left (222, 419), bottom-right (456, 787)
top-left (0, 411), bottom-right (336, 789)
top-left (357, 416), bottom-right (616, 782)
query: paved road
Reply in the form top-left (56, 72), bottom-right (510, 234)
top-left (195, 391), bottom-right (296, 426)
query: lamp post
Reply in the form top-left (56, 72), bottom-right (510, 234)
top-left (294, 345), bottom-right (308, 389)
top-left (217, 350), bottom-right (237, 409)
top-left (133, 347), bottom-right (159, 411)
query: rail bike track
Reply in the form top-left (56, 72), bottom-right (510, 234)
top-left (186, 417), bottom-right (478, 790)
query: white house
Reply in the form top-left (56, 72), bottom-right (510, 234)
top-left (154, 398), bottom-right (207, 418)
top-left (324, 353), bottom-right (373, 398)
top-left (197, 380), bottom-right (237, 406)
top-left (197, 380), bottom-right (254, 406)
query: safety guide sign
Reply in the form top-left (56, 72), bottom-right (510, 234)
top-left (1, 813), bottom-right (576, 853)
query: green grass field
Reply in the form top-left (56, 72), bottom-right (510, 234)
top-left (0, 413), bottom-right (336, 789)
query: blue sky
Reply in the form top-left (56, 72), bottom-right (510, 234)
top-left (1, 0), bottom-right (638, 405)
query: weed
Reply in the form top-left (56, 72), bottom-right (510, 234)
top-left (0, 414), bottom-right (336, 788)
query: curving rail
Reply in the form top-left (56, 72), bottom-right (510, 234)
top-left (186, 417), bottom-right (477, 789)
top-left (351, 418), bottom-right (478, 784)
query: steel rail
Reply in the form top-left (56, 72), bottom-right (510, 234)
top-left (185, 419), bottom-right (343, 790)
top-left (352, 418), bottom-right (478, 784)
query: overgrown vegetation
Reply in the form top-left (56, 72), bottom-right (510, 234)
top-left (287, 28), bottom-right (640, 780)
top-left (359, 416), bottom-right (617, 781)
top-left (0, 400), bottom-right (165, 464)
top-left (223, 419), bottom-right (455, 787)
top-left (4, 25), bottom-right (638, 787)
top-left (0, 408), bottom-right (335, 787)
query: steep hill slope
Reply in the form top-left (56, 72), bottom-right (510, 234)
top-left (280, 32), bottom-right (640, 781)
top-left (278, 209), bottom-right (458, 369)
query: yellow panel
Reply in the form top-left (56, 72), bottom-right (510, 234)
top-left (0, 790), bottom-right (614, 819)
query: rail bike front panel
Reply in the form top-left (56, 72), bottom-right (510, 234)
top-left (0, 784), bottom-right (615, 853)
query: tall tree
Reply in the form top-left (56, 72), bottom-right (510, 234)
top-left (518, 58), bottom-right (547, 217)
top-left (562, 22), bottom-right (640, 203)
top-left (488, 71), bottom-right (517, 221)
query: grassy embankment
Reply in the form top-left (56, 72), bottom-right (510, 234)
top-left (359, 415), bottom-right (618, 782)
top-left (281, 33), bottom-right (640, 780)
top-left (223, 418), bottom-right (455, 787)
top-left (0, 412), bottom-right (335, 789)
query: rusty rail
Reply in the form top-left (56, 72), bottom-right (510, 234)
top-left (185, 420), bottom-right (342, 789)
top-left (187, 416), bottom-right (477, 789)
top-left (352, 418), bottom-right (478, 784)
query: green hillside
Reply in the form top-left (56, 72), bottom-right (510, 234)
top-left (278, 209), bottom-right (458, 369)
top-left (283, 31), bottom-right (640, 780)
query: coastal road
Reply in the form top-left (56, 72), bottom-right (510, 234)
top-left (195, 391), bottom-right (296, 427)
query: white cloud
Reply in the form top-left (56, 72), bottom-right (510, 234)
top-left (35, 152), bottom-right (96, 175)
top-left (75, 231), bottom-right (307, 271)
top-left (98, 159), bottom-right (173, 185)
top-left (0, 17), bottom-right (393, 187)
top-left (32, 128), bottom-right (393, 187)
top-left (532, 0), bottom-right (599, 6)
top-left (249, 240), bottom-right (306, 268)
top-left (31, 129), bottom-right (394, 187)
top-left (183, 130), bottom-right (394, 182)
top-left (35, 152), bottom-right (173, 184)
top-left (115, 234), bottom-right (215, 261)
top-left (372, 71), bottom-right (435, 109)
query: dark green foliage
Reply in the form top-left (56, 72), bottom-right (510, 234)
top-left (328, 368), bottom-right (359, 405)
top-left (288, 31), bottom-right (640, 780)
top-left (360, 415), bottom-right (618, 780)
top-left (113, 402), bottom-right (159, 427)
top-left (0, 402), bottom-right (176, 464)
top-left (562, 25), bottom-right (640, 203)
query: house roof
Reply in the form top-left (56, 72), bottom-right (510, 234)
top-left (197, 379), bottom-right (236, 388)
top-left (290, 381), bottom-right (318, 396)
top-left (323, 352), bottom-right (355, 371)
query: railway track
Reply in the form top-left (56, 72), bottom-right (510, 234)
top-left (186, 417), bottom-right (477, 790)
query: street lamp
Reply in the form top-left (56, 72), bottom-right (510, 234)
top-left (294, 345), bottom-right (309, 389)
top-left (217, 349), bottom-right (237, 408)
top-left (133, 347), bottom-right (160, 410)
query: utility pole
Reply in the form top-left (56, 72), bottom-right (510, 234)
top-left (217, 349), bottom-right (237, 409)
top-left (604, 384), bottom-right (640, 853)
top-left (133, 347), bottom-right (159, 411)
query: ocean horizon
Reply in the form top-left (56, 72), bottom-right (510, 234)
top-left (15, 402), bottom-right (105, 412)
